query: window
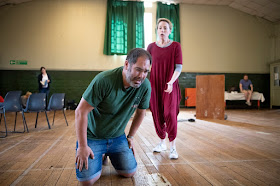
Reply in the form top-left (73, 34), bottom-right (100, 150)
top-left (156, 2), bottom-right (180, 42)
top-left (144, 13), bottom-right (153, 49)
top-left (144, 2), bottom-right (154, 49)
top-left (144, 2), bottom-right (152, 8)
top-left (104, 0), bottom-right (144, 55)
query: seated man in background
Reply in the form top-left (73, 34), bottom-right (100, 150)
top-left (75, 48), bottom-right (152, 185)
top-left (239, 74), bottom-right (253, 106)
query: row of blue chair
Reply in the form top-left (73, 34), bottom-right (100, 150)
top-left (0, 91), bottom-right (68, 138)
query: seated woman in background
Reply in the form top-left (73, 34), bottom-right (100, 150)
top-left (239, 74), bottom-right (253, 106)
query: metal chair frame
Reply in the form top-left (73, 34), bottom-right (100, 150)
top-left (23, 93), bottom-right (50, 129)
top-left (0, 91), bottom-right (29, 138)
top-left (48, 93), bottom-right (68, 126)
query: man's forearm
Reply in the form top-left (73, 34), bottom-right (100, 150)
top-left (75, 111), bottom-right (88, 147)
top-left (128, 109), bottom-right (146, 137)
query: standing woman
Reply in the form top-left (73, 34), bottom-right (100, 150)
top-left (147, 18), bottom-right (182, 159)
top-left (38, 67), bottom-right (51, 98)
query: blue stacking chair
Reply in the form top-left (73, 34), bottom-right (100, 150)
top-left (0, 91), bottom-right (28, 138)
top-left (47, 93), bottom-right (68, 126)
top-left (23, 93), bottom-right (51, 129)
top-left (0, 103), bottom-right (7, 138)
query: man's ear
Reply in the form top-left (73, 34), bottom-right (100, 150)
top-left (124, 60), bottom-right (129, 70)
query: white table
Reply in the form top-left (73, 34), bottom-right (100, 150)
top-left (224, 91), bottom-right (265, 108)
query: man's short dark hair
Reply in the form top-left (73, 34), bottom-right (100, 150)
top-left (126, 48), bottom-right (152, 65)
top-left (244, 74), bottom-right (248, 77)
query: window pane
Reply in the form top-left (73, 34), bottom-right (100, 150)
top-left (144, 2), bottom-right (152, 7)
top-left (274, 66), bottom-right (279, 86)
top-left (144, 13), bottom-right (152, 49)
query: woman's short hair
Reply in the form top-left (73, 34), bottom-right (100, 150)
top-left (157, 18), bottom-right (173, 31)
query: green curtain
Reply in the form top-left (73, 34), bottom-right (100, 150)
top-left (156, 2), bottom-right (180, 42)
top-left (104, 0), bottom-right (144, 55)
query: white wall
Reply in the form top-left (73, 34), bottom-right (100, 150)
top-left (0, 0), bottom-right (276, 73)
top-left (0, 0), bottom-right (126, 71)
top-left (180, 4), bottom-right (275, 73)
top-left (274, 23), bottom-right (280, 61)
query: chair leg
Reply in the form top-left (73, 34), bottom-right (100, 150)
top-left (45, 111), bottom-right (51, 129)
top-left (22, 112), bottom-right (29, 133)
top-left (63, 110), bottom-right (68, 126)
top-left (14, 112), bottom-right (18, 132)
top-left (0, 112), bottom-right (7, 138)
top-left (23, 112), bottom-right (28, 130)
top-left (11, 112), bottom-right (25, 133)
top-left (35, 112), bottom-right (39, 128)
top-left (52, 111), bottom-right (56, 126)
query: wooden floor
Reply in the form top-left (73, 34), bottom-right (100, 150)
top-left (0, 108), bottom-right (280, 185)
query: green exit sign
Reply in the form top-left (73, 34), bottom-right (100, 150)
top-left (10, 60), bottom-right (28, 65)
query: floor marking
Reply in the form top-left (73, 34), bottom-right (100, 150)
top-left (256, 131), bottom-right (271, 135)
top-left (3, 158), bottom-right (280, 173)
top-left (0, 136), bottom-right (31, 155)
top-left (137, 158), bottom-right (280, 166)
top-left (10, 130), bottom-right (68, 186)
top-left (3, 167), bottom-right (75, 173)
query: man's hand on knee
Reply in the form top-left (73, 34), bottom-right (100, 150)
top-left (242, 90), bottom-right (249, 94)
top-left (127, 137), bottom-right (135, 156)
top-left (76, 146), bottom-right (94, 172)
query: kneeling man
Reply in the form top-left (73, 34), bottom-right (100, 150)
top-left (75, 48), bottom-right (152, 185)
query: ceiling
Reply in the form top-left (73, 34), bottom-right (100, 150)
top-left (0, 0), bottom-right (279, 23)
top-left (175, 0), bottom-right (280, 23)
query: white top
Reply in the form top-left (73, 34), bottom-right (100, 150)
top-left (42, 74), bottom-right (49, 88)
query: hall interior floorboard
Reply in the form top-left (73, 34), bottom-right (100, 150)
top-left (0, 108), bottom-right (279, 185)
